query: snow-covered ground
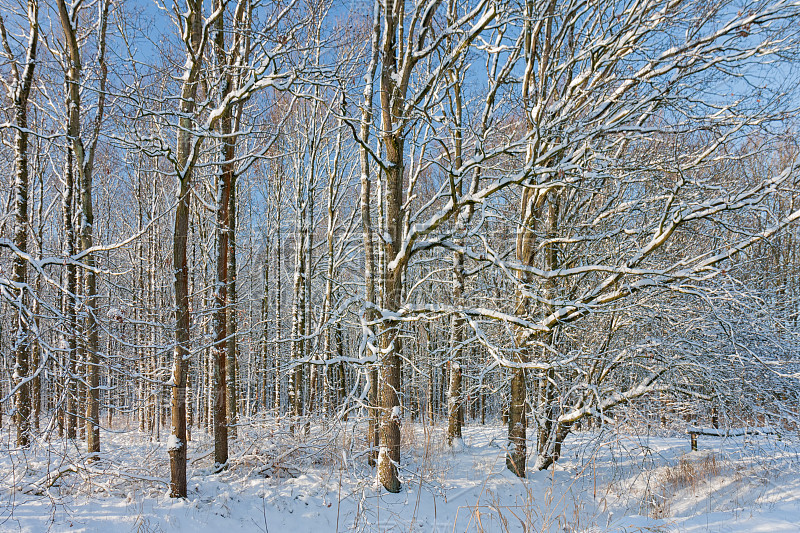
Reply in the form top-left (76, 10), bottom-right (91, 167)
top-left (2, 419), bottom-right (799, 532)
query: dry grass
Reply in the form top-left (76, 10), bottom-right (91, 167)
top-left (641, 452), bottom-right (723, 519)
top-left (661, 453), bottom-right (720, 492)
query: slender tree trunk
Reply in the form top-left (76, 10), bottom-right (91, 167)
top-left (64, 144), bottom-right (78, 440)
top-left (31, 290), bottom-right (41, 433)
top-left (261, 243), bottom-right (270, 413)
top-left (335, 322), bottom-right (346, 418)
top-left (186, 240), bottom-right (196, 442)
top-left (508, 188), bottom-right (537, 477)
top-left (209, 1), bottom-right (236, 466)
top-left (134, 170), bottom-right (144, 434)
top-left (321, 183), bottom-right (335, 417)
top-left (447, 75), bottom-right (466, 446)
top-left (534, 193), bottom-right (563, 470)
top-left (303, 164), bottom-right (314, 435)
top-left (289, 184), bottom-right (307, 429)
top-left (11, 92), bottom-right (32, 449)
top-left (82, 179), bottom-right (100, 456)
top-left (168, 0), bottom-right (202, 499)
top-left (226, 172), bottom-right (238, 439)
top-left (374, 0), bottom-right (409, 489)
top-left (319, 97), bottom-right (344, 418)
top-left (2, 0), bottom-right (39, 448)
top-left (274, 188), bottom-right (283, 415)
top-left (147, 217), bottom-right (157, 436)
top-left (358, 0), bottom-right (380, 466)
top-left (57, 0), bottom-right (109, 456)
top-left (211, 163), bottom-right (230, 467)
top-left (31, 167), bottom-right (43, 431)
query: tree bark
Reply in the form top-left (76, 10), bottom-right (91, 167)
top-left (226, 172), bottom-right (238, 439)
top-left (377, 81), bottom-right (405, 492)
top-left (274, 179), bottom-right (283, 415)
top-left (508, 185), bottom-right (537, 477)
top-left (289, 180), bottom-right (307, 429)
top-left (261, 242), bottom-right (270, 412)
top-left (211, 166), bottom-right (230, 467)
top-left (447, 73), bottom-right (467, 446)
top-left (64, 143), bottom-right (78, 440)
top-left (1, 0), bottom-right (39, 449)
top-left (169, 0), bottom-right (203, 499)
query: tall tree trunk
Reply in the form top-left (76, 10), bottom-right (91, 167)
top-left (335, 322), bottom-right (346, 417)
top-left (289, 181), bottom-right (307, 429)
top-left (31, 265), bottom-right (41, 432)
top-left (321, 102), bottom-right (343, 417)
top-left (214, 0), bottom-right (249, 447)
top-left (168, 0), bottom-right (203, 499)
top-left (375, 0), bottom-right (408, 492)
top-left (211, 159), bottom-right (230, 467)
top-left (274, 185), bottom-right (283, 415)
top-left (186, 240), bottom-right (196, 441)
top-left (134, 168), bottom-right (144, 433)
top-left (31, 163), bottom-right (43, 432)
top-left (303, 163), bottom-right (314, 435)
top-left (377, 154), bottom-right (404, 493)
top-left (447, 74), bottom-right (466, 446)
top-left (136, 194), bottom-right (144, 433)
top-left (147, 214), bottom-right (157, 436)
top-left (1, 0), bottom-right (39, 448)
top-left (508, 187), bottom-right (537, 477)
top-left (171, 166), bottom-right (193, 495)
top-left (534, 193), bottom-right (562, 470)
top-left (57, 0), bottom-right (109, 457)
top-left (64, 143), bottom-right (78, 440)
top-left (358, 0), bottom-right (380, 467)
top-left (261, 242), bottom-right (270, 412)
top-left (226, 172), bottom-right (238, 439)
top-left (81, 167), bottom-right (100, 456)
top-left (210, 0), bottom-right (235, 467)
top-left (11, 84), bottom-right (32, 449)
top-left (507, 0), bottom-right (563, 478)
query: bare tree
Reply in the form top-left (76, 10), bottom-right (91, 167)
top-left (158, 0), bottom-right (296, 495)
top-left (368, 0), bottom-right (497, 493)
top-left (56, 0), bottom-right (111, 457)
top-left (356, 0), bottom-right (381, 467)
top-left (168, 0), bottom-right (205, 498)
top-left (497, 0), bottom-right (800, 475)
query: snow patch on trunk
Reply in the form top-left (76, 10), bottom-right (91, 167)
top-left (166, 434), bottom-right (182, 451)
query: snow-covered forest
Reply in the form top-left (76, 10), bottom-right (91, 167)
top-left (2, 0), bottom-right (800, 531)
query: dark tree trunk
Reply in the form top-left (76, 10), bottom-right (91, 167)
top-left (168, 0), bottom-right (202, 499)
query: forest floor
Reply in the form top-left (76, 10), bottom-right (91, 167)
top-left (1, 419), bottom-right (799, 532)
